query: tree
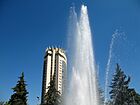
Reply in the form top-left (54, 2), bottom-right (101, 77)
top-left (96, 68), bottom-right (104, 105)
top-left (43, 75), bottom-right (61, 105)
top-left (109, 64), bottom-right (130, 105)
top-left (126, 88), bottom-right (140, 105)
top-left (8, 72), bottom-right (28, 105)
top-left (4, 102), bottom-right (10, 105)
top-left (105, 100), bottom-right (113, 105)
top-left (0, 101), bottom-right (5, 105)
top-left (98, 87), bottom-right (104, 105)
top-left (134, 92), bottom-right (140, 105)
top-left (0, 101), bottom-right (10, 105)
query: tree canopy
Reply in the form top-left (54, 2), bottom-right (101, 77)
top-left (109, 64), bottom-right (140, 105)
top-left (43, 75), bottom-right (61, 105)
top-left (8, 72), bottom-right (28, 105)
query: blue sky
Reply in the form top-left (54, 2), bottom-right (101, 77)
top-left (0, 0), bottom-right (140, 105)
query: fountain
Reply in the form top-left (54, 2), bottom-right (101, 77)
top-left (104, 30), bottom-right (127, 104)
top-left (67, 5), bottom-right (99, 105)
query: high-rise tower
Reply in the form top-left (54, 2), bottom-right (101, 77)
top-left (41, 47), bottom-right (67, 104)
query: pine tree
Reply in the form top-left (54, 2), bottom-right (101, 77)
top-left (105, 100), bottom-right (113, 105)
top-left (4, 102), bottom-right (10, 105)
top-left (0, 101), bottom-right (9, 105)
top-left (98, 87), bottom-right (104, 105)
top-left (0, 101), bottom-right (5, 105)
top-left (134, 92), bottom-right (140, 105)
top-left (43, 75), bottom-right (61, 105)
top-left (8, 72), bottom-right (28, 105)
top-left (109, 64), bottom-right (130, 105)
top-left (96, 67), bottom-right (104, 105)
top-left (126, 88), bottom-right (140, 105)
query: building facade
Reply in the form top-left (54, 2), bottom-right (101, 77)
top-left (41, 47), bottom-right (67, 104)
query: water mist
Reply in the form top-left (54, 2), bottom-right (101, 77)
top-left (67, 5), bottom-right (99, 105)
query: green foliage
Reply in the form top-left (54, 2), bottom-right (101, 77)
top-left (0, 101), bottom-right (5, 105)
top-left (43, 75), bottom-right (61, 105)
top-left (98, 87), bottom-right (104, 105)
top-left (109, 64), bottom-right (140, 105)
top-left (126, 88), bottom-right (140, 105)
top-left (0, 101), bottom-right (10, 105)
top-left (105, 100), bottom-right (113, 105)
top-left (109, 64), bottom-right (130, 105)
top-left (8, 72), bottom-right (28, 105)
top-left (4, 102), bottom-right (10, 105)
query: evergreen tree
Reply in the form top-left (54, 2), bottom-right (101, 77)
top-left (126, 88), bottom-right (140, 105)
top-left (0, 101), bottom-right (9, 105)
top-left (105, 100), bottom-right (113, 105)
top-left (4, 102), bottom-right (10, 105)
top-left (96, 67), bottom-right (104, 105)
top-left (98, 87), bottom-right (104, 105)
top-left (43, 75), bottom-right (61, 105)
top-left (0, 101), bottom-right (5, 105)
top-left (8, 72), bottom-right (28, 105)
top-left (134, 92), bottom-right (140, 105)
top-left (109, 64), bottom-right (130, 105)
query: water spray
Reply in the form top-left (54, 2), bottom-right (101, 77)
top-left (104, 30), bottom-right (125, 104)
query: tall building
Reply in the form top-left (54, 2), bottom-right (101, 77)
top-left (41, 47), bottom-right (67, 104)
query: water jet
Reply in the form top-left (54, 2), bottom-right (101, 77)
top-left (67, 5), bottom-right (99, 105)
